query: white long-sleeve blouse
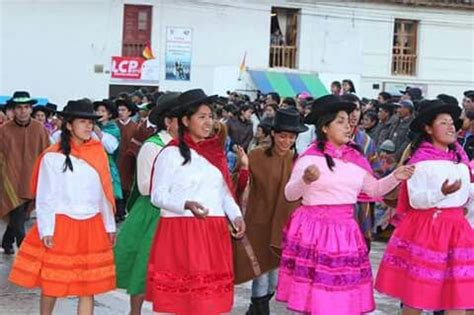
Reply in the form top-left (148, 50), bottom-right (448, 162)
top-left (35, 152), bottom-right (116, 238)
top-left (150, 146), bottom-right (242, 221)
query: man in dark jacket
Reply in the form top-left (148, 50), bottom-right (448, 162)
top-left (389, 100), bottom-right (415, 161)
top-left (226, 103), bottom-right (254, 151)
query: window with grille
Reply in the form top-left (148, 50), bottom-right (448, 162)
top-left (269, 7), bottom-right (299, 69)
top-left (122, 5), bottom-right (152, 57)
top-left (392, 19), bottom-right (418, 76)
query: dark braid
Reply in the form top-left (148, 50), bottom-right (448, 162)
top-left (176, 102), bottom-right (213, 165)
top-left (264, 136), bottom-right (274, 157)
top-left (60, 121), bottom-right (74, 172)
top-left (448, 143), bottom-right (462, 164)
top-left (177, 119), bottom-right (191, 165)
top-left (317, 139), bottom-right (335, 171)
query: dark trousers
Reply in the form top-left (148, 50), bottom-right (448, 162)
top-left (2, 202), bottom-right (29, 250)
top-left (116, 191), bottom-right (130, 218)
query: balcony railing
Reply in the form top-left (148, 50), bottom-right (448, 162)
top-left (122, 43), bottom-right (146, 58)
top-left (270, 45), bottom-right (297, 69)
top-left (392, 54), bottom-right (417, 76)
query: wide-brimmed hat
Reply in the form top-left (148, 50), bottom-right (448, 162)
top-left (271, 108), bottom-right (308, 134)
top-left (410, 99), bottom-right (462, 133)
top-left (115, 99), bottom-right (138, 116)
top-left (6, 91), bottom-right (37, 106)
top-left (93, 99), bottom-right (118, 119)
top-left (148, 92), bottom-right (181, 126)
top-left (32, 105), bottom-right (52, 116)
top-left (45, 103), bottom-right (58, 113)
top-left (304, 94), bottom-right (356, 125)
top-left (176, 89), bottom-right (217, 113)
top-left (57, 99), bottom-right (102, 120)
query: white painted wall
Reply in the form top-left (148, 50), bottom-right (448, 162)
top-left (1, 0), bottom-right (473, 105)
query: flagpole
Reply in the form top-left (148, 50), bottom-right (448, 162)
top-left (238, 51), bottom-right (247, 81)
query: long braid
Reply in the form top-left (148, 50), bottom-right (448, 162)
top-left (177, 119), bottom-right (191, 165)
top-left (264, 136), bottom-right (274, 157)
top-left (447, 143), bottom-right (462, 164)
top-left (317, 139), bottom-right (335, 171)
top-left (60, 122), bottom-right (74, 172)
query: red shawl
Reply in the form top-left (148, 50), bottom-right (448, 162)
top-left (168, 133), bottom-right (235, 199)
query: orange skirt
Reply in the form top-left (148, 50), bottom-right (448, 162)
top-left (9, 214), bottom-right (116, 297)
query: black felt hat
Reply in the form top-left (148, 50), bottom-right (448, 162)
top-left (57, 99), bottom-right (102, 120)
top-left (410, 99), bottom-right (462, 132)
top-left (176, 89), bottom-right (217, 113)
top-left (304, 94), bottom-right (356, 125)
top-left (272, 108), bottom-right (308, 133)
top-left (115, 99), bottom-right (138, 116)
top-left (6, 91), bottom-right (37, 106)
top-left (93, 99), bottom-right (118, 119)
top-left (148, 92), bottom-right (181, 125)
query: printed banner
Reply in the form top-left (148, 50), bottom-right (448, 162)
top-left (111, 56), bottom-right (159, 82)
top-left (165, 27), bottom-right (192, 81)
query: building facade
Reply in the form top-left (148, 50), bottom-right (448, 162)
top-left (0, 0), bottom-right (472, 105)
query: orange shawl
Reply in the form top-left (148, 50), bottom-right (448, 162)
top-left (30, 140), bottom-right (116, 213)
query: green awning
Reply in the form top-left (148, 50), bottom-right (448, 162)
top-left (248, 70), bottom-right (329, 98)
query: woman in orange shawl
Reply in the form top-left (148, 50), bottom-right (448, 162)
top-left (9, 99), bottom-right (116, 315)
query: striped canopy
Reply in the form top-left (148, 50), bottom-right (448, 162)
top-left (248, 70), bottom-right (329, 98)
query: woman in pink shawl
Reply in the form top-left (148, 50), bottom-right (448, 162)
top-left (376, 99), bottom-right (474, 314)
top-left (276, 95), bottom-right (414, 314)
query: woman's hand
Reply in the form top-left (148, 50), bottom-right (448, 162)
top-left (93, 125), bottom-right (103, 139)
top-left (108, 232), bottom-right (116, 246)
top-left (393, 165), bottom-right (415, 181)
top-left (302, 165), bottom-right (320, 184)
top-left (185, 201), bottom-right (209, 218)
top-left (231, 217), bottom-right (246, 239)
top-left (42, 236), bottom-right (54, 249)
top-left (236, 146), bottom-right (249, 170)
top-left (441, 179), bottom-right (462, 196)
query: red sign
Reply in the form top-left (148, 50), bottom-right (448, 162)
top-left (111, 57), bottom-right (145, 79)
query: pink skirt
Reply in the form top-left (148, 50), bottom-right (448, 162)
top-left (276, 204), bottom-right (375, 315)
top-left (145, 216), bottom-right (233, 315)
top-left (376, 208), bottom-right (474, 310)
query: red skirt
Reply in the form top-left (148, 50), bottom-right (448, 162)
top-left (9, 214), bottom-right (116, 297)
top-left (145, 216), bottom-right (234, 315)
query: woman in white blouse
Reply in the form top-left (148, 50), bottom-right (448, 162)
top-left (114, 92), bottom-right (180, 315)
top-left (9, 99), bottom-right (116, 315)
top-left (376, 100), bottom-right (474, 315)
top-left (145, 89), bottom-right (245, 315)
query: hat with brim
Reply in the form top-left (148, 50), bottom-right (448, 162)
top-left (272, 108), bottom-right (308, 134)
top-left (57, 99), bottom-right (102, 120)
top-left (175, 89), bottom-right (217, 114)
top-left (304, 94), bottom-right (356, 125)
top-left (138, 102), bottom-right (152, 111)
top-left (32, 105), bottom-right (52, 116)
top-left (115, 99), bottom-right (138, 116)
top-left (7, 91), bottom-right (37, 106)
top-left (410, 100), bottom-right (462, 133)
top-left (148, 92), bottom-right (181, 126)
top-left (45, 103), bottom-right (58, 113)
top-left (93, 99), bottom-right (118, 119)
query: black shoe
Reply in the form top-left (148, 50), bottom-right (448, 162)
top-left (246, 293), bottom-right (273, 315)
top-left (2, 247), bottom-right (14, 255)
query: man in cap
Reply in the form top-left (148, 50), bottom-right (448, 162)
top-left (400, 86), bottom-right (423, 103)
top-left (0, 91), bottom-right (50, 254)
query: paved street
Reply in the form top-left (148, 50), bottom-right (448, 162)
top-left (0, 218), bottom-right (401, 314)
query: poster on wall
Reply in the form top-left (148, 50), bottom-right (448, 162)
top-left (165, 27), bottom-right (192, 81)
top-left (111, 56), bottom-right (159, 83)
